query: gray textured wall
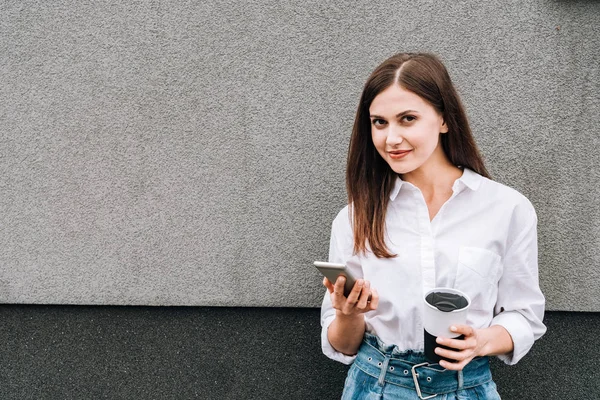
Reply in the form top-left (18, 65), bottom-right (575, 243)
top-left (1, 0), bottom-right (599, 310)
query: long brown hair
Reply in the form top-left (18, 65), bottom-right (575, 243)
top-left (347, 53), bottom-right (490, 258)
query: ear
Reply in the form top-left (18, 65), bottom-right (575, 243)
top-left (440, 118), bottom-right (448, 134)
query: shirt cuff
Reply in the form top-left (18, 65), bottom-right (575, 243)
top-left (321, 315), bottom-right (357, 365)
top-left (491, 311), bottom-right (534, 365)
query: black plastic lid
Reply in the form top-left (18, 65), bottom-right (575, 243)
top-left (425, 292), bottom-right (468, 312)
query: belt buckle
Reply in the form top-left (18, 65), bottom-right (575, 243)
top-left (411, 362), bottom-right (437, 400)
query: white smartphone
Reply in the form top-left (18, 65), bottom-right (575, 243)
top-left (314, 261), bottom-right (358, 298)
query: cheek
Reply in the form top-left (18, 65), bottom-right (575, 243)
top-left (371, 130), bottom-right (386, 149)
top-left (412, 126), bottom-right (440, 151)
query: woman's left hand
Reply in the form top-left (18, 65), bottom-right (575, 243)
top-left (434, 325), bottom-right (487, 371)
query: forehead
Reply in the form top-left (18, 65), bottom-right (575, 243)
top-left (369, 84), bottom-right (433, 115)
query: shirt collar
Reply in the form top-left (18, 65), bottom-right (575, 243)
top-left (389, 175), bottom-right (404, 201)
top-left (453, 167), bottom-right (483, 192)
top-left (389, 167), bottom-right (482, 201)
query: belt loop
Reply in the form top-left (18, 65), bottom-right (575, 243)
top-left (377, 354), bottom-right (392, 386)
top-left (457, 370), bottom-right (464, 390)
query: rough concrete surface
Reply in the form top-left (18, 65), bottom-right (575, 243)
top-left (0, 1), bottom-right (599, 309)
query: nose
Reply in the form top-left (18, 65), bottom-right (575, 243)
top-left (386, 124), bottom-right (404, 147)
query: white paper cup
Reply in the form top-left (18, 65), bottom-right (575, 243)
top-left (423, 287), bottom-right (470, 363)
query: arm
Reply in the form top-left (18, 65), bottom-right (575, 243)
top-left (435, 202), bottom-right (546, 369)
top-left (489, 205), bottom-right (546, 364)
top-left (320, 211), bottom-right (379, 363)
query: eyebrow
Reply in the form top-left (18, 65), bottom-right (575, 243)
top-left (369, 110), bottom-right (419, 119)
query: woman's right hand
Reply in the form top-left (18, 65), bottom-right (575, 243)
top-left (323, 276), bottom-right (378, 356)
top-left (323, 276), bottom-right (379, 316)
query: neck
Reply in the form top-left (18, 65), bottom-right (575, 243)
top-left (401, 160), bottom-right (463, 200)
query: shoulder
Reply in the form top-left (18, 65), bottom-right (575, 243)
top-left (479, 176), bottom-right (533, 205)
top-left (478, 176), bottom-right (537, 223)
top-left (331, 204), bottom-right (352, 234)
top-left (329, 205), bottom-right (355, 259)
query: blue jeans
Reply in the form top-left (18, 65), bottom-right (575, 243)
top-left (342, 333), bottom-right (501, 399)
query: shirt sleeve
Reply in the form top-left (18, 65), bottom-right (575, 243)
top-left (320, 211), bottom-right (358, 365)
top-left (491, 203), bottom-right (547, 365)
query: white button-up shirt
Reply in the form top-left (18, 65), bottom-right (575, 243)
top-left (321, 168), bottom-right (546, 365)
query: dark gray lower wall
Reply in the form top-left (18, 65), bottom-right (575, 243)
top-left (0, 306), bottom-right (597, 400)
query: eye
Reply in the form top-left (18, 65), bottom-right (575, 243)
top-left (371, 118), bottom-right (387, 127)
top-left (401, 115), bottom-right (416, 123)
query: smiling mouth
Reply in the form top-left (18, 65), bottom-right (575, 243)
top-left (388, 150), bottom-right (412, 159)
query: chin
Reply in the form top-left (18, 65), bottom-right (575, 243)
top-left (388, 163), bottom-right (417, 175)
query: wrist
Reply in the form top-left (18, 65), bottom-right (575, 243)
top-left (476, 328), bottom-right (492, 357)
top-left (329, 311), bottom-right (366, 356)
top-left (335, 310), bottom-right (365, 323)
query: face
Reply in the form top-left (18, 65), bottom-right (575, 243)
top-left (369, 84), bottom-right (448, 176)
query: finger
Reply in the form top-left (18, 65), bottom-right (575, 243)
top-left (368, 287), bottom-right (379, 310)
top-left (345, 279), bottom-right (364, 307)
top-left (450, 324), bottom-right (475, 337)
top-left (323, 277), bottom-right (334, 293)
top-left (439, 358), bottom-right (468, 371)
top-left (436, 336), bottom-right (470, 351)
top-left (434, 346), bottom-right (470, 362)
top-left (333, 276), bottom-right (347, 297)
top-left (330, 276), bottom-right (347, 309)
top-left (356, 281), bottom-right (371, 309)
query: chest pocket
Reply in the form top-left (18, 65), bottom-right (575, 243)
top-left (455, 246), bottom-right (502, 313)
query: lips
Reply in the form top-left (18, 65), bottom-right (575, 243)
top-left (388, 150), bottom-right (412, 159)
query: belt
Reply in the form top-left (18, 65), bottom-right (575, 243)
top-left (354, 338), bottom-right (493, 400)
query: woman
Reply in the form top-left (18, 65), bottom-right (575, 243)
top-left (320, 53), bottom-right (546, 399)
